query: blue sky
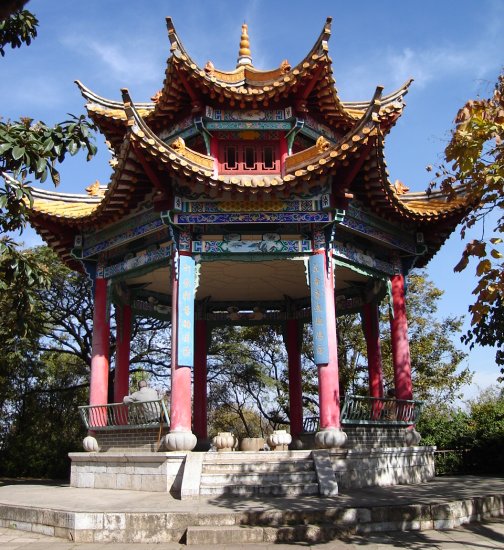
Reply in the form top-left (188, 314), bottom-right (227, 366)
top-left (2, 0), bottom-right (503, 400)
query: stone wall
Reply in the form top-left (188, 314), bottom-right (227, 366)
top-left (330, 446), bottom-right (436, 489)
top-left (90, 426), bottom-right (170, 453)
top-left (69, 452), bottom-right (186, 494)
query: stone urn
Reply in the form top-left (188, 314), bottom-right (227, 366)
top-left (404, 428), bottom-right (421, 446)
top-left (82, 435), bottom-right (100, 452)
top-left (240, 437), bottom-right (265, 452)
top-left (267, 429), bottom-right (292, 451)
top-left (213, 431), bottom-right (235, 452)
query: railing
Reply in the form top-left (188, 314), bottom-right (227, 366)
top-left (302, 396), bottom-right (423, 433)
top-left (341, 395), bottom-right (423, 426)
top-left (79, 399), bottom-right (170, 431)
top-left (302, 416), bottom-right (320, 433)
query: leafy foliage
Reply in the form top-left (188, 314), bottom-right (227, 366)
top-left (0, 116), bottom-right (97, 329)
top-left (418, 386), bottom-right (504, 476)
top-left (429, 72), bottom-right (504, 373)
top-left (465, 386), bottom-right (504, 474)
top-left (0, 115), bottom-right (97, 187)
top-left (0, 8), bottom-right (37, 56)
top-left (0, 247), bottom-right (171, 478)
top-left (205, 271), bottom-right (469, 439)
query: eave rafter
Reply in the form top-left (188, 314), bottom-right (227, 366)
top-left (351, 135), bottom-right (470, 265)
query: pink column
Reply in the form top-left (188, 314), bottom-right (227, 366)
top-left (193, 319), bottom-right (208, 440)
top-left (390, 274), bottom-right (413, 400)
top-left (286, 319), bottom-right (303, 438)
top-left (316, 251), bottom-right (342, 430)
top-left (89, 278), bottom-right (110, 407)
top-left (170, 270), bottom-right (192, 432)
top-left (362, 302), bottom-right (384, 398)
top-left (114, 303), bottom-right (132, 403)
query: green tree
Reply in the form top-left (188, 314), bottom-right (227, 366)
top-left (381, 272), bottom-right (472, 404)
top-left (0, 2), bottom-right (97, 334)
top-left (206, 271), bottom-right (469, 439)
top-left (0, 247), bottom-right (172, 478)
top-left (0, 2), bottom-right (37, 56)
top-left (429, 72), bottom-right (504, 372)
top-left (465, 386), bottom-right (504, 474)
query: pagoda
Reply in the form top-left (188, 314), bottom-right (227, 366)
top-left (27, 17), bottom-right (468, 462)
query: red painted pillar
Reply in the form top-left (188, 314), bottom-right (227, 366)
top-left (193, 319), bottom-right (208, 440)
top-left (390, 274), bottom-right (413, 400)
top-left (169, 261), bottom-right (192, 432)
top-left (362, 302), bottom-right (384, 399)
top-left (89, 278), bottom-right (110, 427)
top-left (286, 319), bottom-right (303, 438)
top-left (114, 303), bottom-right (132, 403)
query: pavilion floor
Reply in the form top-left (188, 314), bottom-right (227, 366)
top-left (0, 475), bottom-right (503, 544)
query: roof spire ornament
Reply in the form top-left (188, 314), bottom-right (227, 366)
top-left (236, 22), bottom-right (252, 67)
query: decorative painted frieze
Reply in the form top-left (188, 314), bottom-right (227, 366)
top-left (178, 231), bottom-right (191, 253)
top-left (205, 106), bottom-right (289, 121)
top-left (341, 216), bottom-right (417, 254)
top-left (132, 299), bottom-right (171, 316)
top-left (206, 121), bottom-right (291, 131)
top-left (178, 198), bottom-right (322, 213)
top-left (332, 242), bottom-right (396, 276)
top-left (303, 114), bottom-right (340, 143)
top-left (103, 245), bottom-right (172, 279)
top-left (192, 239), bottom-right (312, 254)
top-left (158, 115), bottom-right (196, 144)
top-left (173, 211), bottom-right (331, 225)
top-left (344, 204), bottom-right (417, 253)
top-left (82, 210), bottom-right (163, 258)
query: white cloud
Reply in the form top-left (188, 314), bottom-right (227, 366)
top-left (60, 34), bottom-right (163, 89)
top-left (338, 5), bottom-right (504, 100)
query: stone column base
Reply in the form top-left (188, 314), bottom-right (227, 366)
top-left (165, 430), bottom-right (197, 451)
top-left (315, 427), bottom-right (347, 449)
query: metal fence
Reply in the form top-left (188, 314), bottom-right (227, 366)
top-left (302, 395), bottom-right (423, 432)
top-left (341, 395), bottom-right (423, 425)
top-left (79, 399), bottom-right (170, 431)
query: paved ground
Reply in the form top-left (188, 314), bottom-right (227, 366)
top-left (1, 476), bottom-right (503, 548)
top-left (1, 519), bottom-right (504, 549)
top-left (2, 475), bottom-right (504, 514)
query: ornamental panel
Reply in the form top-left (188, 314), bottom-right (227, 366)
top-left (173, 212), bottom-right (331, 225)
top-left (192, 239), bottom-right (312, 254)
top-left (103, 245), bottom-right (172, 279)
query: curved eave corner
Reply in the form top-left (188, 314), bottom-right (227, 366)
top-left (342, 79), bottom-right (414, 133)
top-left (75, 80), bottom-right (154, 143)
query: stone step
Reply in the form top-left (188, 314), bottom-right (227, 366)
top-left (200, 471), bottom-right (316, 485)
top-left (185, 524), bottom-right (352, 545)
top-left (202, 459), bottom-right (315, 474)
top-left (204, 450), bottom-right (313, 461)
top-left (199, 481), bottom-right (319, 497)
top-left (186, 525), bottom-right (264, 545)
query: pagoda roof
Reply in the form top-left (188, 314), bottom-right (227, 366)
top-left (77, 17), bottom-right (411, 149)
top-left (26, 17), bottom-right (470, 271)
top-left (352, 138), bottom-right (470, 266)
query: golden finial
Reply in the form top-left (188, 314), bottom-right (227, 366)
top-left (236, 22), bottom-right (252, 67)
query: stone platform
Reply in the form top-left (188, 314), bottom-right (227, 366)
top-left (69, 447), bottom-right (435, 497)
top-left (0, 476), bottom-right (503, 544)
